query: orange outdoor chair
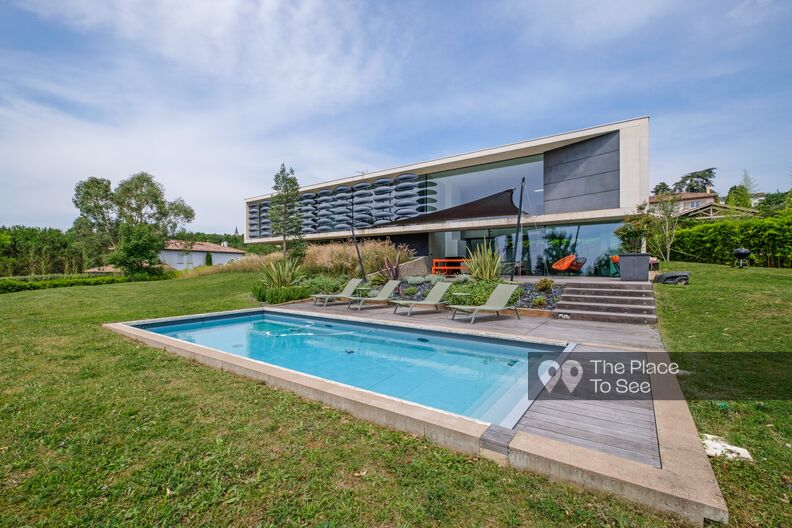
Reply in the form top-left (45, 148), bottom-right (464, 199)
top-left (551, 254), bottom-right (577, 272)
top-left (568, 256), bottom-right (587, 273)
top-left (610, 255), bottom-right (620, 276)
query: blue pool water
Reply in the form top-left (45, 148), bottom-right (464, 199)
top-left (140, 312), bottom-right (565, 426)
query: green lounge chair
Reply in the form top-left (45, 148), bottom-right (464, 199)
top-left (311, 278), bottom-right (363, 307)
top-left (347, 280), bottom-right (401, 311)
top-left (391, 281), bottom-right (452, 316)
top-left (448, 283), bottom-right (521, 324)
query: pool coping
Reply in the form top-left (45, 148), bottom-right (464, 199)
top-left (104, 306), bottom-right (727, 526)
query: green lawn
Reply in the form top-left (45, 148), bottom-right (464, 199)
top-left (655, 262), bottom-right (792, 527)
top-left (1, 273), bottom-right (683, 527)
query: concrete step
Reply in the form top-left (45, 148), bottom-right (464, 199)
top-left (560, 294), bottom-right (656, 306)
top-left (563, 287), bottom-right (654, 298)
top-left (553, 309), bottom-right (657, 325)
top-left (561, 282), bottom-right (652, 291)
top-left (556, 301), bottom-right (657, 315)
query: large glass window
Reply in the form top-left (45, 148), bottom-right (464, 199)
top-left (427, 155), bottom-right (544, 216)
top-left (461, 222), bottom-right (621, 277)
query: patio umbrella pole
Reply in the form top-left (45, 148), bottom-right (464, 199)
top-left (352, 172), bottom-right (367, 281)
top-left (510, 177), bottom-right (526, 282)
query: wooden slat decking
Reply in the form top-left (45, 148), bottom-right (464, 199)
top-left (273, 301), bottom-right (662, 467)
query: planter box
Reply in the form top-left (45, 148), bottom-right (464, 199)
top-left (618, 253), bottom-right (650, 282)
top-left (515, 307), bottom-right (553, 318)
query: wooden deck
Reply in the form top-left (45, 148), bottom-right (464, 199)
top-left (273, 301), bottom-right (664, 467)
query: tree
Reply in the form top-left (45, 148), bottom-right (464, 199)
top-left (205, 252), bottom-right (213, 266)
top-left (71, 172), bottom-right (195, 265)
top-left (741, 170), bottom-right (759, 195)
top-left (652, 182), bottom-right (672, 195)
top-left (756, 190), bottom-right (792, 217)
top-left (673, 168), bottom-right (716, 193)
top-left (725, 185), bottom-right (752, 208)
top-left (108, 223), bottom-right (165, 276)
top-left (616, 196), bottom-right (681, 261)
top-left (269, 163), bottom-right (302, 253)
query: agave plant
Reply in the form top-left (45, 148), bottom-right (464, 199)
top-left (379, 251), bottom-right (402, 281)
top-left (260, 257), bottom-right (305, 288)
top-left (465, 241), bottom-right (503, 281)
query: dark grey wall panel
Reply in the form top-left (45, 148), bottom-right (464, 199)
top-left (544, 150), bottom-right (620, 184)
top-left (543, 132), bottom-right (620, 214)
top-left (544, 190), bottom-right (621, 213)
top-left (544, 170), bottom-right (619, 201)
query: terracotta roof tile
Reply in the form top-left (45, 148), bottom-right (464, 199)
top-left (163, 240), bottom-right (246, 254)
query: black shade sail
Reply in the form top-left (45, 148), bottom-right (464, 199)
top-left (391, 189), bottom-right (519, 226)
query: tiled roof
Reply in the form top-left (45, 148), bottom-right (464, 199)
top-left (163, 240), bottom-right (246, 254)
top-left (649, 192), bottom-right (716, 203)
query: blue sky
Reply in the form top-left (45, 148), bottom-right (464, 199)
top-left (1, 0), bottom-right (791, 233)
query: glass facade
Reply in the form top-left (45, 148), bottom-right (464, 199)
top-left (461, 222), bottom-right (622, 277)
top-left (427, 155), bottom-right (544, 216)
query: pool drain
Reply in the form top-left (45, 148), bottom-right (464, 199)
top-left (345, 349), bottom-right (355, 354)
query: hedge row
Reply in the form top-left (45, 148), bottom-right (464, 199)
top-left (4, 272), bottom-right (117, 282)
top-left (671, 212), bottom-right (792, 267)
top-left (0, 275), bottom-right (128, 294)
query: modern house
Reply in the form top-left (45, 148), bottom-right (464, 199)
top-left (244, 117), bottom-right (649, 276)
top-left (159, 241), bottom-right (245, 270)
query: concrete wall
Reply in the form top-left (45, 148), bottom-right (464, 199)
top-left (543, 132), bottom-right (620, 214)
top-left (159, 250), bottom-right (242, 270)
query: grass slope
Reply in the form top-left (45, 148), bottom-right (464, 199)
top-left (1, 273), bottom-right (681, 527)
top-left (655, 262), bottom-right (792, 527)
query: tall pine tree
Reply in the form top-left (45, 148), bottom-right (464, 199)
top-left (269, 163), bottom-right (301, 253)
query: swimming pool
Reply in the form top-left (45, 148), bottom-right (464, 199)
top-left (138, 311), bottom-right (568, 427)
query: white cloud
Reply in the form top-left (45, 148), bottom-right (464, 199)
top-left (1, 1), bottom-right (406, 231)
top-left (502, 0), bottom-right (681, 48)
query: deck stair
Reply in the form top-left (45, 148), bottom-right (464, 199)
top-left (553, 281), bottom-right (656, 324)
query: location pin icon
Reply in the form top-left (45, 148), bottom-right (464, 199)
top-left (538, 360), bottom-right (561, 392)
top-left (561, 360), bottom-right (583, 393)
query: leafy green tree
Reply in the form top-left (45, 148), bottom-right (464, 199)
top-left (269, 163), bottom-right (302, 253)
top-left (756, 191), bottom-right (790, 216)
top-left (673, 168), bottom-right (716, 193)
top-left (725, 185), bottom-right (752, 208)
top-left (652, 182), bottom-right (672, 195)
top-left (108, 223), bottom-right (165, 276)
top-left (71, 172), bottom-right (194, 266)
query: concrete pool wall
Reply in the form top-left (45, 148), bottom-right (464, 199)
top-left (105, 306), bottom-right (727, 526)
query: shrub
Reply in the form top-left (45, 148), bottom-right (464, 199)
top-left (443, 280), bottom-right (500, 306)
top-left (0, 275), bottom-right (128, 294)
top-left (453, 273), bottom-right (471, 283)
top-left (404, 286), bottom-right (418, 296)
top-left (535, 278), bottom-right (555, 293)
top-left (405, 275), bottom-right (426, 285)
top-left (531, 295), bottom-right (547, 308)
top-left (671, 212), bottom-right (792, 267)
top-left (302, 240), bottom-right (415, 276)
top-left (5, 272), bottom-right (118, 282)
top-left (465, 241), bottom-right (503, 281)
top-left (369, 274), bottom-right (386, 286)
top-left (260, 258), bottom-right (305, 288)
top-left (379, 252), bottom-right (403, 281)
top-left (205, 252), bottom-right (213, 266)
top-left (298, 275), bottom-right (348, 295)
top-left (252, 284), bottom-right (310, 304)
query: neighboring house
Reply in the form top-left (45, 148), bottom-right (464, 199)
top-left (751, 192), bottom-right (767, 207)
top-left (675, 202), bottom-right (758, 221)
top-left (160, 241), bottom-right (245, 270)
top-left (245, 117), bottom-right (650, 276)
top-left (649, 191), bottom-right (717, 213)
